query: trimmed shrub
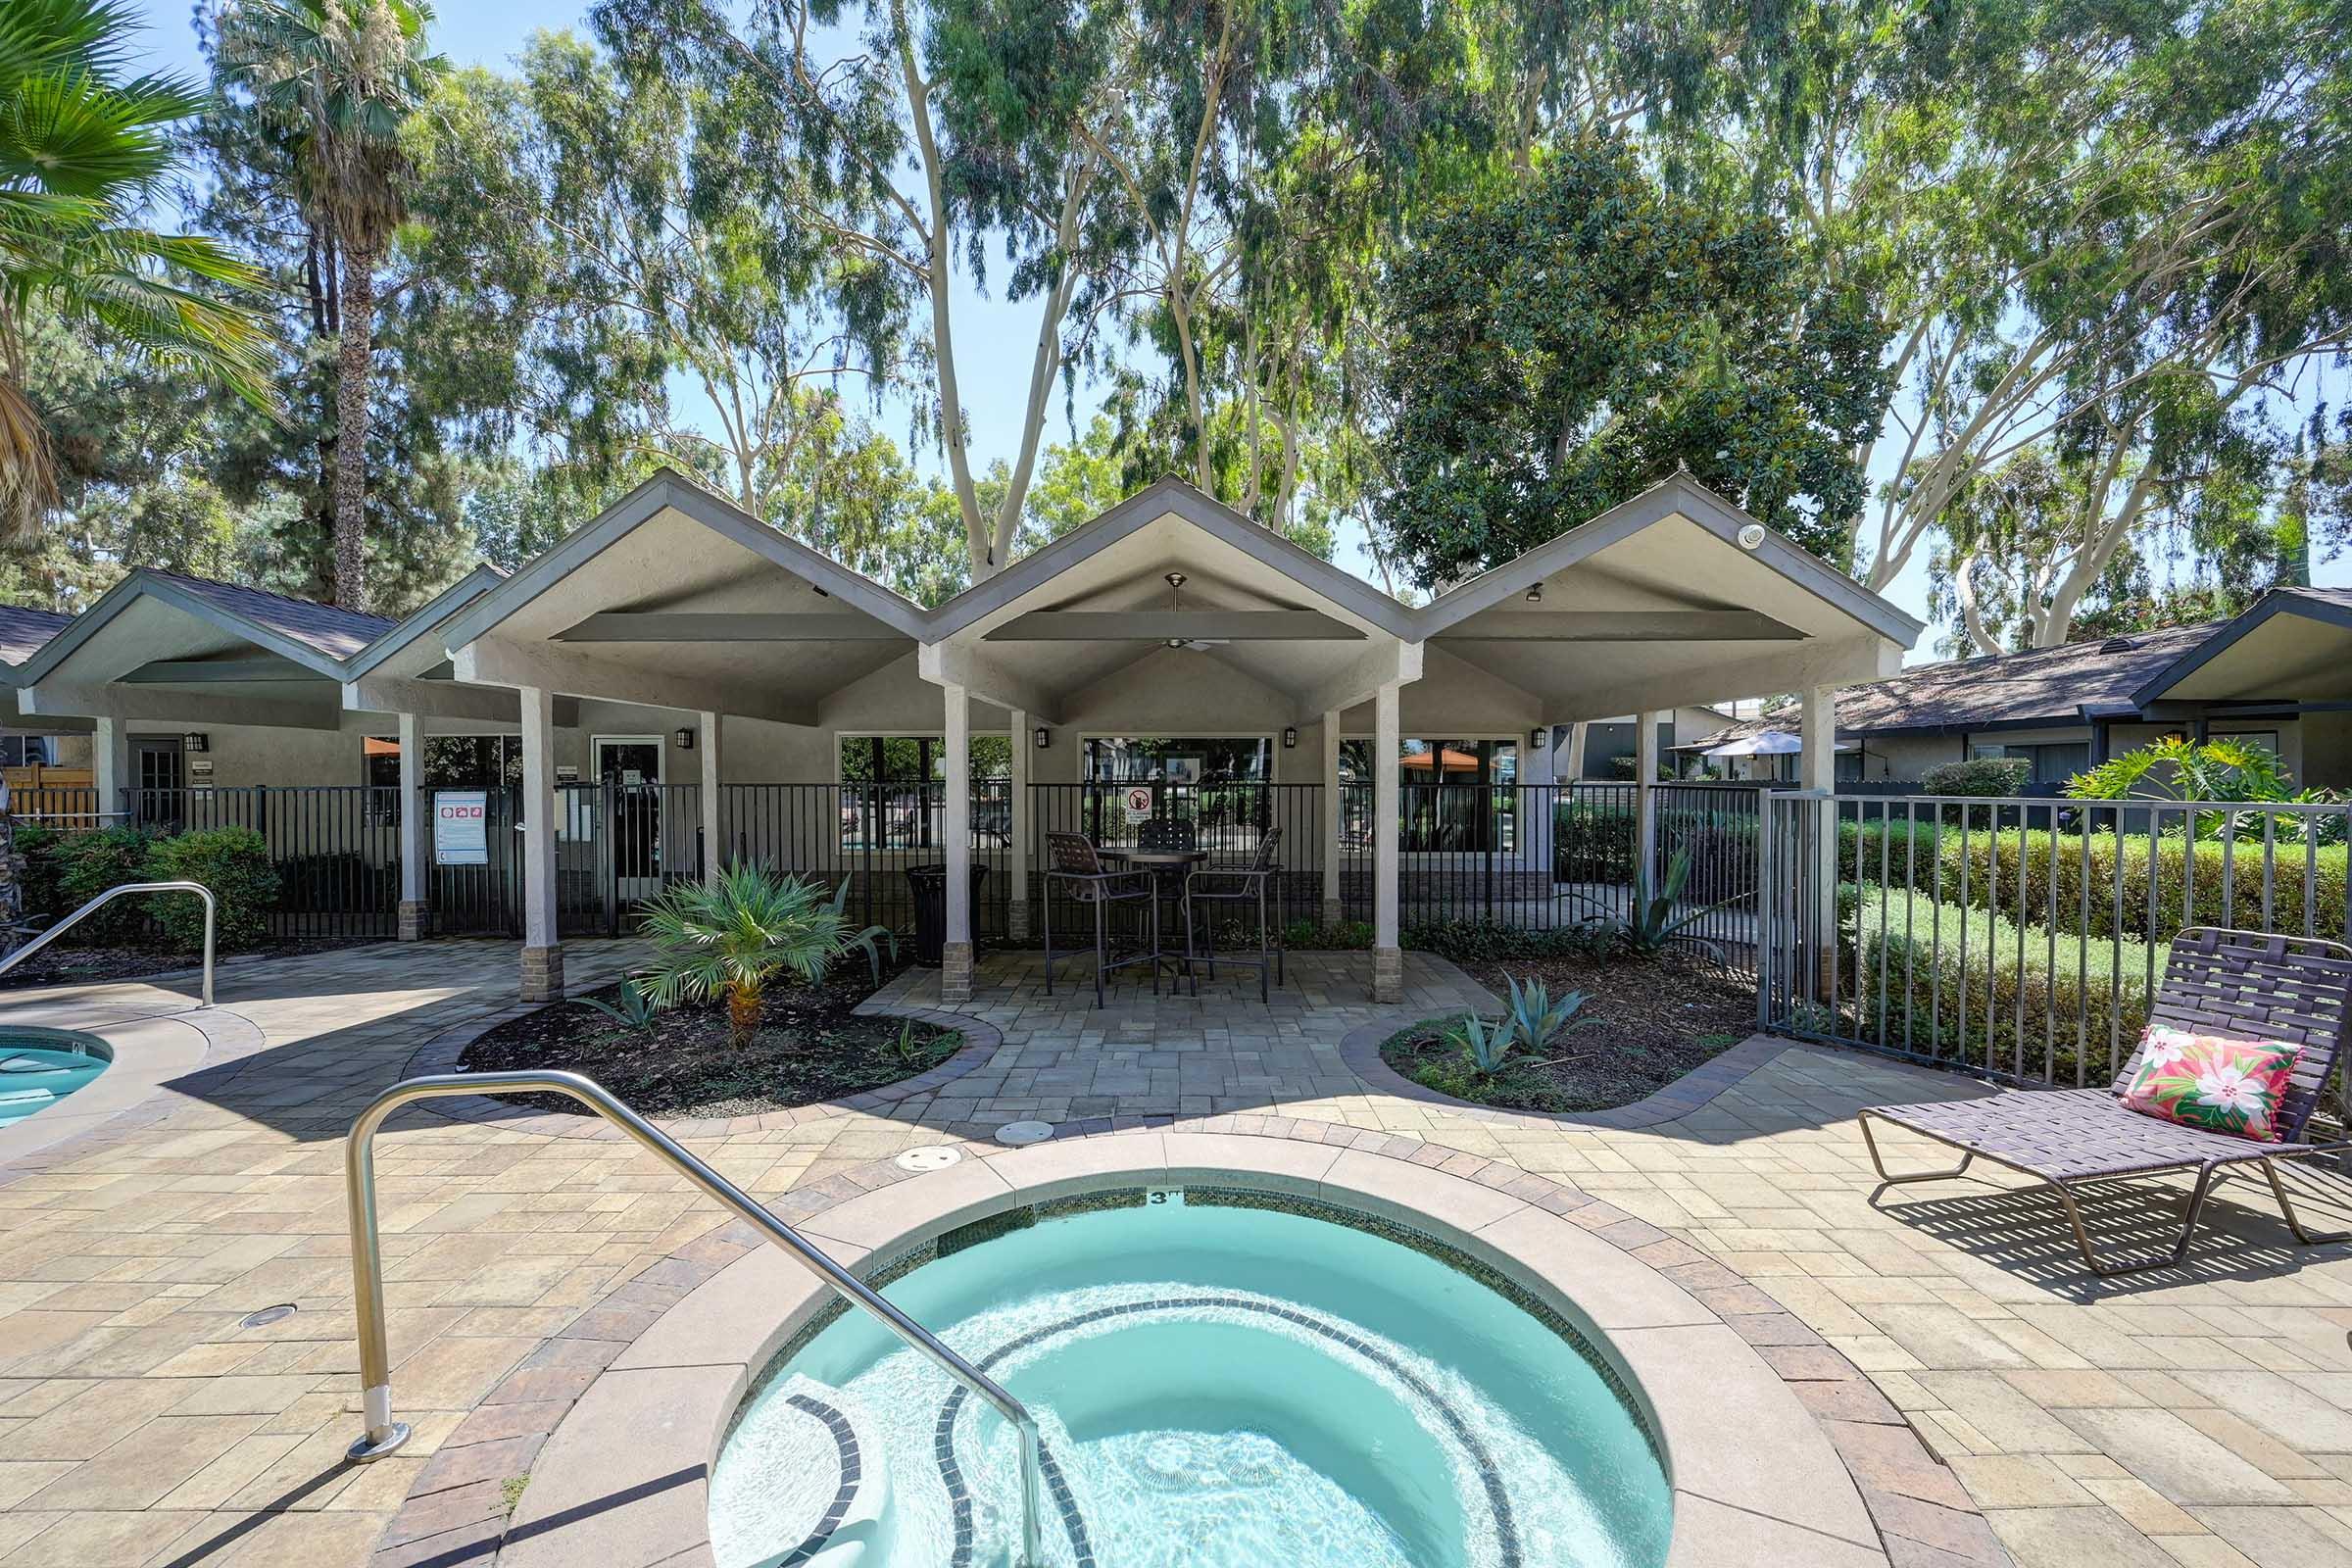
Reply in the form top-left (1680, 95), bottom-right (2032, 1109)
top-left (54, 826), bottom-right (163, 943)
top-left (1936, 829), bottom-right (2348, 946)
top-left (1838, 817), bottom-right (1944, 885)
top-left (1403, 919), bottom-right (1615, 963)
top-left (11, 823), bottom-right (66, 927)
top-left (147, 827), bottom-right (279, 951)
top-left (1921, 757), bottom-right (2031, 798)
top-left (1554, 801), bottom-right (1635, 882)
top-left (1852, 887), bottom-right (2167, 1086)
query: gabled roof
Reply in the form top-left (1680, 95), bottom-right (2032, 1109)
top-left (1415, 474), bottom-right (1926, 645)
top-left (0, 606), bottom-right (70, 670)
top-left (927, 476), bottom-right (1418, 639)
top-left (437, 470), bottom-right (933, 653)
top-left (345, 564), bottom-right (508, 680)
top-left (16, 567), bottom-right (395, 684)
top-left (2131, 585), bottom-right (2352, 707)
top-left (1687, 621), bottom-right (2220, 746)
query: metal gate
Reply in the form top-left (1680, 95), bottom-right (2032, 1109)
top-left (421, 782), bottom-right (701, 938)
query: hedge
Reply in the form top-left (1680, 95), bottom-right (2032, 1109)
top-left (53, 826), bottom-right (164, 943)
top-left (1850, 887), bottom-right (2167, 1087)
top-left (1837, 824), bottom-right (2350, 945)
top-left (148, 828), bottom-right (279, 951)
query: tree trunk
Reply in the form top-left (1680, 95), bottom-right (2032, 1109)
top-left (332, 231), bottom-right (378, 612)
top-left (727, 981), bottom-right (762, 1048)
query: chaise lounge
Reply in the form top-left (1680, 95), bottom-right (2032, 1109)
top-left (1857, 926), bottom-right (2352, 1277)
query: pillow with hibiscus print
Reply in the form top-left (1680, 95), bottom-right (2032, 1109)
top-left (2117, 1025), bottom-right (2302, 1142)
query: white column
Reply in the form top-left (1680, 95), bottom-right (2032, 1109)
top-left (1321, 710), bottom-right (1343, 927)
top-left (518, 684), bottom-right (563, 1001)
top-left (698, 710), bottom-right (722, 882)
top-left (1007, 708), bottom-right (1030, 941)
top-left (1523, 725), bottom-right (1556, 882)
top-left (397, 710), bottom-right (425, 940)
top-left (942, 683), bottom-right (974, 1001)
top-left (1635, 710), bottom-right (1663, 884)
top-left (1372, 681), bottom-right (1402, 1003)
top-left (1800, 685), bottom-right (1838, 1000)
top-left (93, 716), bottom-right (131, 820)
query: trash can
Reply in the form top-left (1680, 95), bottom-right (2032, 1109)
top-left (906, 862), bottom-right (989, 964)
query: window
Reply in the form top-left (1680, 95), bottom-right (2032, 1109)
top-left (837, 735), bottom-right (1011, 849)
top-left (1339, 737), bottom-right (1520, 852)
top-left (1081, 737), bottom-right (1269, 782)
top-left (0, 735), bottom-right (52, 767)
top-left (365, 736), bottom-right (402, 824)
top-left (2002, 742), bottom-right (2090, 784)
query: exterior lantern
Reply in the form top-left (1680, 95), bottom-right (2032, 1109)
top-left (1282, 726), bottom-right (1298, 749)
top-left (1034, 726), bottom-right (1051, 750)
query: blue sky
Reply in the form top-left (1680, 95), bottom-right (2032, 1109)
top-left (125, 1), bottom-right (2343, 661)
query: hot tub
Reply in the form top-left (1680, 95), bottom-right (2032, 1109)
top-left (0, 1027), bottom-right (113, 1129)
top-left (710, 1188), bottom-right (1671, 1568)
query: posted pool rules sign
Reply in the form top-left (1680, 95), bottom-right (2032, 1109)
top-left (433, 790), bottom-right (490, 866)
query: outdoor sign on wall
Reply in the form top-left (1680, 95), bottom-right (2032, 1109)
top-left (1121, 785), bottom-right (1154, 824)
top-left (433, 790), bottom-right (489, 866)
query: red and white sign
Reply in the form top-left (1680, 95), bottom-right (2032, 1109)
top-left (433, 790), bottom-right (489, 866)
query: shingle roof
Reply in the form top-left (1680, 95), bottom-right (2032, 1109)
top-left (0, 606), bottom-right (70, 667)
top-left (147, 570), bottom-right (395, 660)
top-left (1684, 621), bottom-right (2222, 747)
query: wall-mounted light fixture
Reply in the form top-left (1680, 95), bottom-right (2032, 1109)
top-left (1282, 726), bottom-right (1298, 750)
top-left (674, 728), bottom-right (695, 751)
top-left (1034, 725), bottom-right (1051, 750)
top-left (1530, 727), bottom-right (1547, 753)
top-left (1524, 582), bottom-right (1544, 604)
top-left (182, 732), bottom-right (209, 754)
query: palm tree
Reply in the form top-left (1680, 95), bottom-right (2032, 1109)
top-left (0, 0), bottom-right (274, 543)
top-left (635, 864), bottom-right (894, 1049)
top-left (217, 0), bottom-right (442, 612)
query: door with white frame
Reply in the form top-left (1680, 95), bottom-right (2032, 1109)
top-left (592, 736), bottom-right (665, 904)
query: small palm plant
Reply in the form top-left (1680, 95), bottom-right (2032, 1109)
top-left (635, 864), bottom-right (892, 1048)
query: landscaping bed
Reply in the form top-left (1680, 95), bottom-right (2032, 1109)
top-left (1382, 950), bottom-right (1756, 1113)
top-left (460, 966), bottom-right (961, 1118)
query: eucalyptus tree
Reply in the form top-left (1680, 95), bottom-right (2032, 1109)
top-left (217, 0), bottom-right (446, 611)
top-left (0, 0), bottom-right (273, 545)
top-left (592, 0), bottom-right (1126, 581)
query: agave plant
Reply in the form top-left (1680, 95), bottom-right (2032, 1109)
top-left (1444, 1010), bottom-right (1518, 1079)
top-left (577, 977), bottom-right (662, 1036)
top-left (1575, 847), bottom-right (1738, 958)
top-left (635, 864), bottom-right (892, 1048)
top-left (1501, 975), bottom-right (1590, 1054)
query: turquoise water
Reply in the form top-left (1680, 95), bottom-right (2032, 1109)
top-left (0, 1032), bottom-right (111, 1129)
top-left (711, 1195), bottom-right (1672, 1568)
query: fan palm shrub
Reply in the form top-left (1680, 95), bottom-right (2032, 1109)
top-left (635, 864), bottom-right (892, 1048)
top-left (0, 0), bottom-right (275, 540)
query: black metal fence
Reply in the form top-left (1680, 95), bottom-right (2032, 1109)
top-left (125, 785), bottom-right (399, 939)
top-left (717, 781), bottom-right (1013, 941)
top-left (1763, 790), bottom-right (2352, 1094)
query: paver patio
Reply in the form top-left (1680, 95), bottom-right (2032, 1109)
top-left (0, 940), bottom-right (2348, 1566)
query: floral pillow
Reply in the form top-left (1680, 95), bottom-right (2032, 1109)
top-left (2117, 1025), bottom-right (2301, 1143)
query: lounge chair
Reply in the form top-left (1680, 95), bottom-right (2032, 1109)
top-left (1857, 926), bottom-right (2352, 1277)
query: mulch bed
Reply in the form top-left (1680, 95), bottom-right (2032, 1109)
top-left (1382, 950), bottom-right (1757, 1113)
top-left (459, 965), bottom-right (960, 1119)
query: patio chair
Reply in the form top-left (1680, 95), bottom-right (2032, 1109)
top-left (1182, 828), bottom-right (1285, 1002)
top-left (1858, 926), bottom-right (2352, 1277)
top-left (1042, 831), bottom-right (1159, 1008)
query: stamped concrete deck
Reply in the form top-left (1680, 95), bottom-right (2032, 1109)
top-left (0, 941), bottom-right (2346, 1567)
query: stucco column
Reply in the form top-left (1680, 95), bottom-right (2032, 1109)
top-left (1007, 708), bottom-right (1030, 941)
top-left (397, 710), bottom-right (425, 941)
top-left (698, 710), bottom-right (722, 882)
top-left (1321, 710), bottom-right (1343, 928)
top-left (1372, 680), bottom-right (1402, 1004)
top-left (1635, 710), bottom-right (1663, 886)
top-left (942, 683), bottom-right (973, 1001)
top-left (1523, 725), bottom-right (1556, 887)
top-left (518, 684), bottom-right (563, 1001)
top-left (94, 716), bottom-right (131, 823)
top-left (1800, 685), bottom-right (1838, 1001)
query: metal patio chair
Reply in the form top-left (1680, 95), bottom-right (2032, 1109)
top-left (1858, 926), bottom-right (2352, 1277)
top-left (1042, 831), bottom-right (1158, 1008)
top-left (1182, 828), bottom-right (1285, 1002)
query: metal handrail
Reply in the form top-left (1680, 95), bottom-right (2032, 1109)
top-left (342, 1070), bottom-right (1046, 1567)
top-left (0, 880), bottom-right (215, 1005)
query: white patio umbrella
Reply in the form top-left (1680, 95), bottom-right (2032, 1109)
top-left (1702, 729), bottom-right (1851, 757)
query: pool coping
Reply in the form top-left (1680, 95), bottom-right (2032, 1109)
top-left (368, 1125), bottom-right (2011, 1568)
top-left (0, 994), bottom-right (265, 1176)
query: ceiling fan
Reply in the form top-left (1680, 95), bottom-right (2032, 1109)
top-left (1161, 571), bottom-right (1227, 651)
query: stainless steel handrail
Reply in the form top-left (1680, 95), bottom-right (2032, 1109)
top-left (0, 880), bottom-right (215, 1005)
top-left (343, 1070), bottom-right (1046, 1566)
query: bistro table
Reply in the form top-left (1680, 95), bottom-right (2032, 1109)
top-left (1097, 846), bottom-right (1209, 980)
